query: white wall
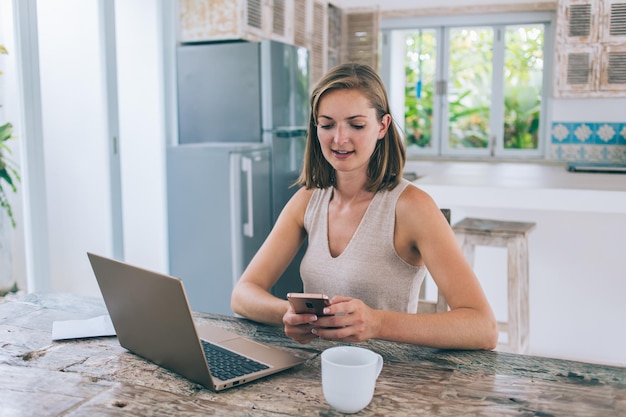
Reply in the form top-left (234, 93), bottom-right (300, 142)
top-left (3, 0), bottom-right (170, 298)
top-left (37, 0), bottom-right (113, 296)
top-left (115, 0), bottom-right (169, 273)
top-left (552, 98), bottom-right (626, 122)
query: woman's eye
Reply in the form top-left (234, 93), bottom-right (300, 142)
top-left (352, 125), bottom-right (365, 130)
top-left (318, 124), bottom-right (333, 130)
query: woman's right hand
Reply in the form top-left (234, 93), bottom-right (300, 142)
top-left (283, 307), bottom-right (320, 344)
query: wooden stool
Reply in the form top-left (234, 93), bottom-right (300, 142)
top-left (452, 217), bottom-right (536, 354)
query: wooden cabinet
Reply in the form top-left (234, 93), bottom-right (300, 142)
top-left (177, 0), bottom-right (332, 88)
top-left (178, 0), bottom-right (293, 44)
top-left (343, 9), bottom-right (379, 70)
top-left (291, 2), bottom-right (380, 89)
top-left (601, 0), bottom-right (626, 44)
top-left (298, 3), bottom-right (380, 86)
top-left (327, 4), bottom-right (342, 70)
top-left (176, 1), bottom-right (383, 90)
top-left (293, 0), bottom-right (328, 87)
top-left (555, 0), bottom-right (626, 97)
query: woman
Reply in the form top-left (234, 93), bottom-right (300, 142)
top-left (231, 63), bottom-right (497, 350)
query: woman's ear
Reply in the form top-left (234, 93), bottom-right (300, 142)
top-left (378, 113), bottom-right (392, 140)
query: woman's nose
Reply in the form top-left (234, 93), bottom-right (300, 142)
top-left (333, 125), bottom-right (348, 145)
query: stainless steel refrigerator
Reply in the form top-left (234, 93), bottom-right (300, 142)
top-left (168, 40), bottom-right (309, 314)
top-left (167, 143), bottom-right (272, 315)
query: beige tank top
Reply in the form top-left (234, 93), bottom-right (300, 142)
top-left (300, 178), bottom-right (426, 313)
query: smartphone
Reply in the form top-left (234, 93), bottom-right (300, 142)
top-left (287, 293), bottom-right (330, 316)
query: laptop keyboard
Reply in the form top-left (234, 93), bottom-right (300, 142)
top-left (201, 340), bottom-right (269, 381)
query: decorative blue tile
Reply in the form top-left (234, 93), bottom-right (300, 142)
top-left (551, 123), bottom-right (570, 144)
top-left (601, 146), bottom-right (611, 161)
top-left (594, 123), bottom-right (618, 145)
top-left (572, 123), bottom-right (594, 143)
top-left (550, 121), bottom-right (626, 163)
top-left (618, 124), bottom-right (626, 145)
top-left (551, 144), bottom-right (564, 159)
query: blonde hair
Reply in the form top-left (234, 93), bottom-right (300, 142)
top-left (297, 63), bottom-right (405, 192)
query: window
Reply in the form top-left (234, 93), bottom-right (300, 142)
top-left (381, 12), bottom-right (554, 159)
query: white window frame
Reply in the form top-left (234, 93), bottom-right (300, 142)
top-left (380, 12), bottom-right (556, 160)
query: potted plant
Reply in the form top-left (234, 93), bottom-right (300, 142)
top-left (0, 44), bottom-right (19, 226)
top-left (0, 44), bottom-right (20, 297)
top-left (0, 121), bottom-right (18, 228)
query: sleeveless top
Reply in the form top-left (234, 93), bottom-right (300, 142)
top-left (300, 178), bottom-right (426, 313)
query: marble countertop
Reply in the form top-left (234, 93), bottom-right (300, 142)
top-left (406, 161), bottom-right (626, 191)
top-left (405, 161), bottom-right (626, 213)
top-left (1, 293), bottom-right (625, 416)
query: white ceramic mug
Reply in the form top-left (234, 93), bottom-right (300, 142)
top-left (321, 346), bottom-right (384, 414)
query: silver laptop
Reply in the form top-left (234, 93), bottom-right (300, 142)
top-left (87, 252), bottom-right (305, 391)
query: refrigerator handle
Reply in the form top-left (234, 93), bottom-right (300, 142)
top-left (242, 156), bottom-right (254, 238)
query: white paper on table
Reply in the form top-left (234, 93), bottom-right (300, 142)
top-left (52, 315), bottom-right (116, 341)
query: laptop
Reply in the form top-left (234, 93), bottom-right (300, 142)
top-left (87, 252), bottom-right (305, 391)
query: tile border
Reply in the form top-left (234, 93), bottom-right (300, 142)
top-left (550, 122), bottom-right (626, 163)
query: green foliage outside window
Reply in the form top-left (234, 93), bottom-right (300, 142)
top-left (403, 24), bottom-right (544, 152)
top-left (448, 27), bottom-right (492, 149)
top-left (404, 30), bottom-right (435, 148)
top-left (503, 26), bottom-right (543, 150)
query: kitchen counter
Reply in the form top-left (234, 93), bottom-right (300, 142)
top-left (405, 160), bottom-right (626, 366)
top-left (406, 161), bottom-right (626, 213)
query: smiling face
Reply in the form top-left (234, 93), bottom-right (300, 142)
top-left (297, 63), bottom-right (405, 192)
top-left (316, 88), bottom-right (390, 178)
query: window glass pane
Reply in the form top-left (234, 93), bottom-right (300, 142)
top-left (448, 27), bottom-right (493, 149)
top-left (504, 24), bottom-right (544, 149)
top-left (404, 30), bottom-right (436, 149)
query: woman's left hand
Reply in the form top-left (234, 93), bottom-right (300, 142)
top-left (312, 296), bottom-right (380, 342)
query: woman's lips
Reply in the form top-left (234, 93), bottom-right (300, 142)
top-left (332, 149), bottom-right (354, 159)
